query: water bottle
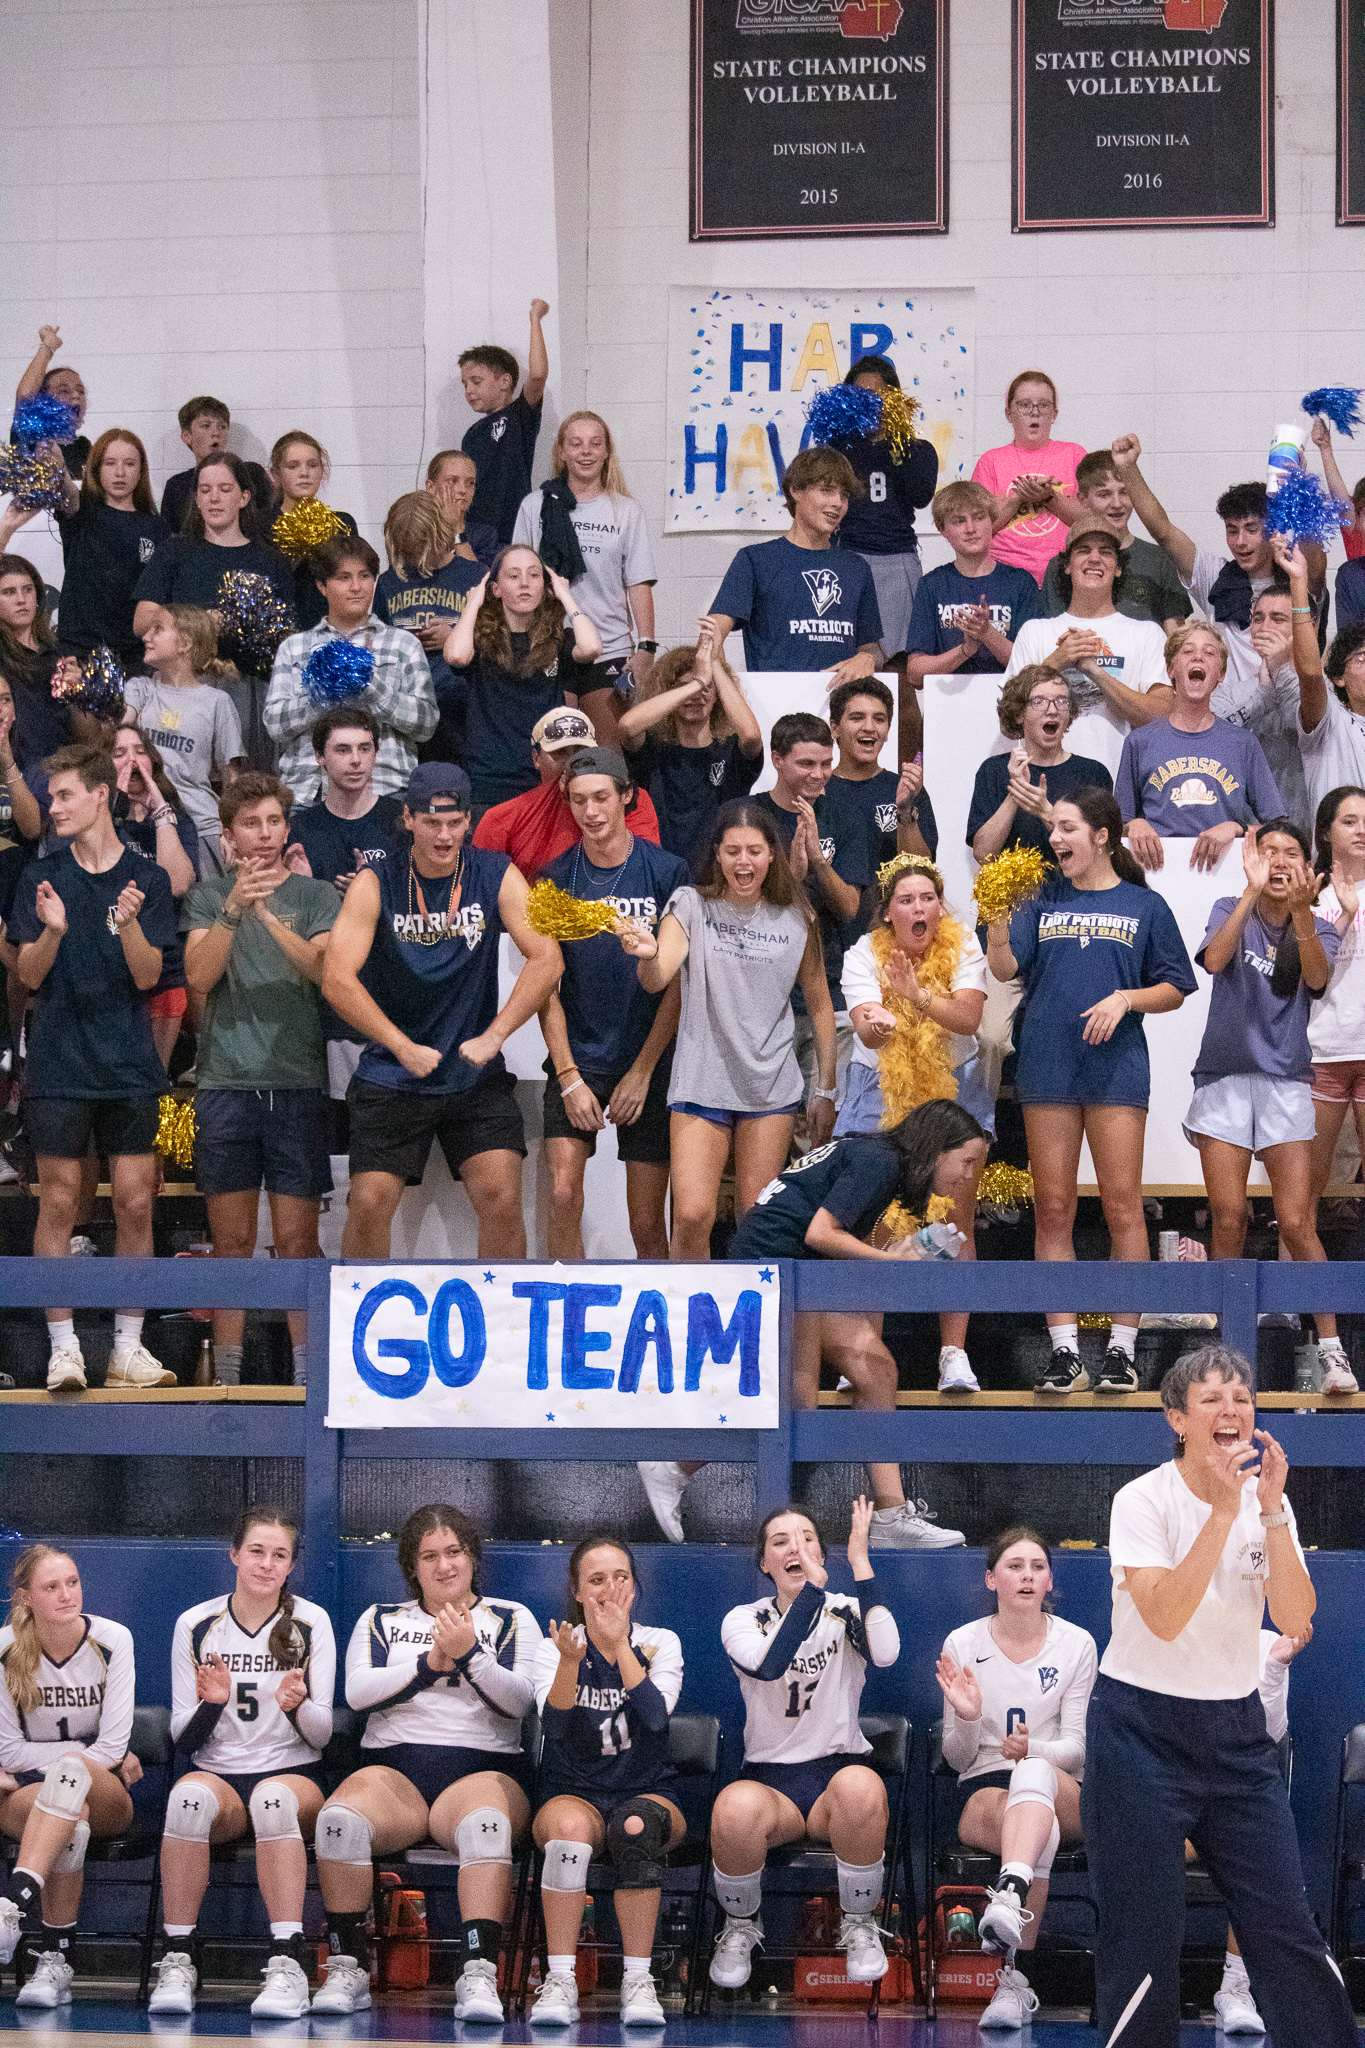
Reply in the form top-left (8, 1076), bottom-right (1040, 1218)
top-left (945, 1905), bottom-right (977, 1947)
top-left (912, 1221), bottom-right (964, 1260)
top-left (194, 1336), bottom-right (216, 1387)
top-left (1267, 422), bottom-right (1306, 493)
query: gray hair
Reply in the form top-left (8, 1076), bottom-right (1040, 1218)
top-left (1159, 1343), bottom-right (1253, 1415)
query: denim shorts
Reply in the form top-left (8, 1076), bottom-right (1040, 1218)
top-left (194, 1087), bottom-right (334, 1198)
top-left (670, 1100), bottom-right (803, 1128)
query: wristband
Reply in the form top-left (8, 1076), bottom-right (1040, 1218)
top-left (1291, 607), bottom-right (1311, 616)
top-left (218, 909), bottom-right (242, 929)
top-left (555, 1064), bottom-right (580, 1079)
top-left (636, 638), bottom-right (658, 653)
top-left (1118, 991), bottom-right (1132, 1012)
top-left (561, 1078), bottom-right (586, 1097)
top-left (151, 805), bottom-right (176, 826)
top-left (809, 1085), bottom-right (837, 1102)
top-left (1259, 1510), bottom-right (1288, 1528)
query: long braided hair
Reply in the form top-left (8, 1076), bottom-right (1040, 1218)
top-left (230, 1506), bottom-right (307, 1668)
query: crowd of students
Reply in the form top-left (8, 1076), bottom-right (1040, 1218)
top-left (2, 326), bottom-right (1364, 1447)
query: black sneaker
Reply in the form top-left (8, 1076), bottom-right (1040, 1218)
top-left (1037, 1348), bottom-right (1088, 1394)
top-left (1094, 1346), bottom-right (1139, 1393)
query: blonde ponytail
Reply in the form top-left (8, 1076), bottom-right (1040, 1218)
top-left (5, 1545), bottom-right (74, 1717)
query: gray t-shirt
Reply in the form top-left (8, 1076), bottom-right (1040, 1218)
top-left (663, 884), bottom-right (808, 1113)
top-left (181, 871), bottom-right (339, 1090)
top-left (511, 490), bottom-right (657, 660)
top-left (123, 676), bottom-right (244, 840)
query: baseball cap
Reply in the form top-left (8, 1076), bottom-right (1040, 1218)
top-left (562, 747), bottom-right (632, 791)
top-left (404, 761), bottom-right (472, 812)
top-left (531, 707), bottom-right (596, 753)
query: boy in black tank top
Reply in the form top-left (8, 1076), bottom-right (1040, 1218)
top-left (320, 762), bottom-right (563, 1256)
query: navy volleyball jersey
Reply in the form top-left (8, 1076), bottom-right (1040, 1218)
top-left (356, 843), bottom-right (510, 1095)
top-left (729, 1136), bottom-right (904, 1261)
top-left (1009, 878), bottom-right (1196, 1108)
top-left (533, 1624), bottom-right (683, 1801)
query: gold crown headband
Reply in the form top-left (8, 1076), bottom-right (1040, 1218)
top-left (876, 851), bottom-right (943, 893)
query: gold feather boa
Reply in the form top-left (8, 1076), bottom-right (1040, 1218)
top-left (869, 915), bottom-right (968, 1128)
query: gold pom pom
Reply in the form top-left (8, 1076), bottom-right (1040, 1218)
top-left (272, 498), bottom-right (347, 565)
top-left (1078, 1312), bottom-right (1112, 1332)
top-left (973, 845), bottom-right (1049, 927)
top-left (877, 1191), bottom-right (955, 1242)
top-left (524, 879), bottom-right (622, 942)
top-left (878, 388), bottom-right (922, 460)
top-left (155, 1095), bottom-right (196, 1169)
top-left (975, 1162), bottom-right (1034, 1212)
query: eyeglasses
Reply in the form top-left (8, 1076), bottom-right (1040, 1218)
top-left (1012, 401), bottom-right (1055, 416)
top-left (1026, 694), bottom-right (1071, 711)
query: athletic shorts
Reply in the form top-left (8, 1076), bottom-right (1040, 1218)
top-left (361, 1742), bottom-right (532, 1809)
top-left (578, 658), bottom-right (633, 701)
top-left (1311, 1059), bottom-right (1365, 1105)
top-left (147, 986), bottom-right (188, 1021)
top-left (670, 1100), bottom-right (803, 1128)
top-left (1183, 1073), bottom-right (1316, 1157)
top-left (347, 1071), bottom-right (526, 1185)
top-left (26, 1094), bottom-right (160, 1160)
top-left (176, 1762), bottom-right (326, 1810)
top-left (194, 1088), bottom-right (333, 1199)
top-left (739, 1753), bottom-right (871, 1821)
top-left (941, 1766), bottom-right (1014, 1836)
top-left (541, 1055), bottom-right (672, 1165)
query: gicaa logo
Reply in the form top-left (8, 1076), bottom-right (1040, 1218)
top-left (1056, 0), bottom-right (1229, 25)
top-left (735, 0), bottom-right (905, 43)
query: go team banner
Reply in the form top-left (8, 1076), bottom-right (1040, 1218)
top-left (665, 285), bottom-right (974, 533)
top-left (327, 1263), bottom-right (783, 1431)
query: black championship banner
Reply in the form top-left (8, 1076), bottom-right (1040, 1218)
top-left (1341, 0), bottom-right (1365, 224)
top-left (1013, 0), bottom-right (1273, 232)
top-left (690, 0), bottom-right (947, 239)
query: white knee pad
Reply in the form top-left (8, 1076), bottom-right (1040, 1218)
top-left (35, 1753), bottom-right (91, 1823)
top-left (1004, 1757), bottom-right (1058, 1814)
top-left (315, 1803), bottom-right (374, 1866)
top-left (50, 1819), bottom-right (90, 1876)
top-left (456, 1806), bottom-right (511, 1867)
top-left (164, 1780), bottom-right (220, 1842)
top-left (249, 1779), bottom-right (301, 1843)
top-left (541, 1838), bottom-right (592, 1892)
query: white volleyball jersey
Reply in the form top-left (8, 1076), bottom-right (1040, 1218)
top-left (170, 1595), bottom-right (336, 1774)
top-left (349, 1596), bottom-right (541, 1753)
top-left (723, 1581), bottom-right (900, 1765)
top-left (0, 1616), bottom-right (135, 1772)
top-left (939, 1614), bottom-right (1098, 1783)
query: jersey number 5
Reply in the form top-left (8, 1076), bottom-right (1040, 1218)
top-left (785, 1679), bottom-right (818, 1719)
top-left (237, 1682), bottom-right (259, 1722)
top-left (600, 1709), bottom-right (631, 1757)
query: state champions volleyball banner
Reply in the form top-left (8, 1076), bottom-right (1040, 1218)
top-left (665, 285), bottom-right (973, 533)
top-left (327, 1263), bottom-right (783, 1430)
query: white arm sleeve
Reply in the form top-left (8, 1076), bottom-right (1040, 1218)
top-left (1026, 1632), bottom-right (1097, 1775)
top-left (0, 1678), bottom-right (55, 1772)
top-left (343, 1606), bottom-right (425, 1711)
top-left (293, 1610), bottom-right (336, 1752)
top-left (639, 1629), bottom-right (684, 1712)
top-left (88, 1623), bottom-right (137, 1768)
top-left (168, 1609), bottom-right (200, 1744)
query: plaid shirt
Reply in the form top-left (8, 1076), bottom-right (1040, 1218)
top-left (264, 614), bottom-right (438, 802)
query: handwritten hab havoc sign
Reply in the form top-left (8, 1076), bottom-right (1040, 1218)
top-left (327, 1264), bottom-right (782, 1430)
top-left (1012, 0), bottom-right (1273, 231)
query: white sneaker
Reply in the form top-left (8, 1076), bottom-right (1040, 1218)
top-left (0, 1155), bottom-right (19, 1185)
top-left (310, 1952), bottom-right (371, 2014)
top-left (621, 1972), bottom-right (667, 2025)
top-left (0, 1897), bottom-right (22, 1965)
top-left (16, 1950), bottom-right (75, 2008)
top-left (453, 1956), bottom-right (505, 2023)
top-left (938, 1346), bottom-right (980, 1392)
top-left (148, 1950), bottom-right (198, 2014)
top-left (836, 1912), bottom-right (888, 1982)
top-left (528, 1969), bottom-right (580, 2025)
top-left (978, 1886), bottom-right (1033, 1954)
top-left (46, 1345), bottom-right (87, 1392)
top-left (868, 1499), bottom-right (965, 1549)
top-left (106, 1343), bottom-right (177, 1387)
top-left (708, 1914), bottom-right (763, 1989)
top-left (251, 1952), bottom-right (311, 2019)
top-left (637, 1460), bottom-right (689, 1543)
top-left (1320, 1355), bottom-right (1360, 1395)
top-left (978, 1961), bottom-right (1039, 2029)
top-left (68, 1234), bottom-right (97, 1256)
top-left (1213, 1978), bottom-right (1266, 2034)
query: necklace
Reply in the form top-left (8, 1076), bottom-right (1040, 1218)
top-left (571, 837), bottom-right (634, 905)
top-left (718, 892), bottom-right (764, 952)
top-left (403, 850), bottom-right (463, 945)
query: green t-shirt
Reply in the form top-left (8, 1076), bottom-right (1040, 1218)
top-left (181, 872), bottom-right (340, 1089)
top-left (1041, 534), bottom-right (1191, 628)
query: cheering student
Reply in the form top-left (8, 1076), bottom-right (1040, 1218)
top-left (904, 482), bottom-right (1042, 691)
top-left (617, 619), bottom-right (763, 864)
top-left (424, 448), bottom-right (500, 567)
top-left (512, 409), bottom-right (657, 751)
top-left (110, 723), bottom-right (198, 1068)
top-left (10, 745), bottom-right (179, 1391)
top-left (1082, 1347), bottom-right (1357, 2048)
top-left (1003, 529), bottom-right (1171, 734)
top-left (320, 762), bottom-right (561, 1262)
top-left (1277, 538), bottom-right (1365, 821)
top-left (528, 1538), bottom-right (684, 2029)
top-left (311, 1505), bottom-right (542, 2022)
top-left (160, 398), bottom-right (272, 532)
top-left (985, 787), bottom-right (1196, 1396)
top-left (1115, 622), bottom-right (1284, 873)
top-left (51, 428), bottom-right (168, 669)
top-left (459, 299), bottom-right (552, 545)
top-left (728, 1099), bottom-right (981, 1549)
top-left (474, 707), bottom-right (662, 878)
top-left (706, 447), bottom-right (883, 682)
top-left (0, 1545), bottom-right (138, 2009)
top-left (183, 773), bottom-right (339, 1389)
top-left (968, 666), bottom-right (1112, 871)
top-left (828, 675), bottom-right (938, 866)
top-left (1039, 450), bottom-right (1191, 630)
top-left (935, 1528), bottom-right (1097, 2033)
top-left (0, 551), bottom-right (87, 769)
top-left (13, 323), bottom-right (90, 478)
top-left (1303, 785), bottom-right (1365, 1394)
top-left (148, 1507), bottom-right (335, 2020)
top-left (442, 547), bottom-right (601, 816)
top-left (707, 1502), bottom-right (900, 1991)
top-left (374, 492), bottom-right (483, 762)
top-left (834, 354), bottom-right (939, 660)
top-left (123, 605), bottom-right (245, 875)
top-left (267, 431), bottom-right (359, 631)
top-left (538, 749), bottom-right (687, 1263)
top-left (970, 371), bottom-right (1084, 585)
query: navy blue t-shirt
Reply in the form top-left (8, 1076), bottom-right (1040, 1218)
top-left (836, 435), bottom-right (939, 557)
top-left (291, 795), bottom-right (405, 1044)
top-left (712, 537), bottom-right (883, 673)
top-left (542, 835), bottom-right (690, 1073)
top-left (966, 752), bottom-right (1113, 864)
top-left (132, 537), bottom-right (296, 677)
top-left (10, 652), bottom-right (76, 770)
top-left (115, 808), bottom-right (200, 993)
top-left (754, 786), bottom-right (873, 1009)
top-left (9, 843), bottom-right (178, 1099)
top-left (904, 560), bottom-right (1042, 671)
top-left (356, 843), bottom-right (510, 1095)
top-left (1009, 878), bottom-right (1196, 1108)
top-left (375, 557), bottom-right (485, 760)
top-left (729, 1135), bottom-right (904, 1260)
top-left (161, 462), bottom-right (273, 535)
top-left (1336, 557), bottom-right (1365, 633)
top-left (539, 1630), bottom-right (677, 1802)
top-left (57, 503), bottom-right (169, 666)
top-left (463, 393), bottom-right (543, 545)
top-left (832, 767), bottom-right (939, 867)
top-left (624, 730), bottom-right (762, 866)
top-left (463, 629), bottom-right (582, 810)
top-left (287, 509), bottom-right (358, 631)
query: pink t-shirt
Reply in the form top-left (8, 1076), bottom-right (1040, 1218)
top-left (972, 439), bottom-right (1087, 584)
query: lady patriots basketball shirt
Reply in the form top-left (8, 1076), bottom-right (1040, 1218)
top-left (722, 1580), bottom-right (899, 1765)
top-left (0, 1616), bottom-right (135, 1770)
top-left (939, 1613), bottom-right (1098, 1782)
top-left (170, 1595), bottom-right (335, 1773)
top-left (348, 1595), bottom-right (541, 1753)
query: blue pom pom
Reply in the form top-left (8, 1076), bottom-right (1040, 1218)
top-left (303, 637), bottom-right (374, 704)
top-left (803, 383), bottom-right (883, 450)
top-left (1302, 386), bottom-right (1363, 437)
top-left (216, 571), bottom-right (293, 671)
top-left (75, 647), bottom-right (126, 719)
top-left (1264, 467), bottom-right (1351, 551)
top-left (11, 392), bottom-right (80, 448)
